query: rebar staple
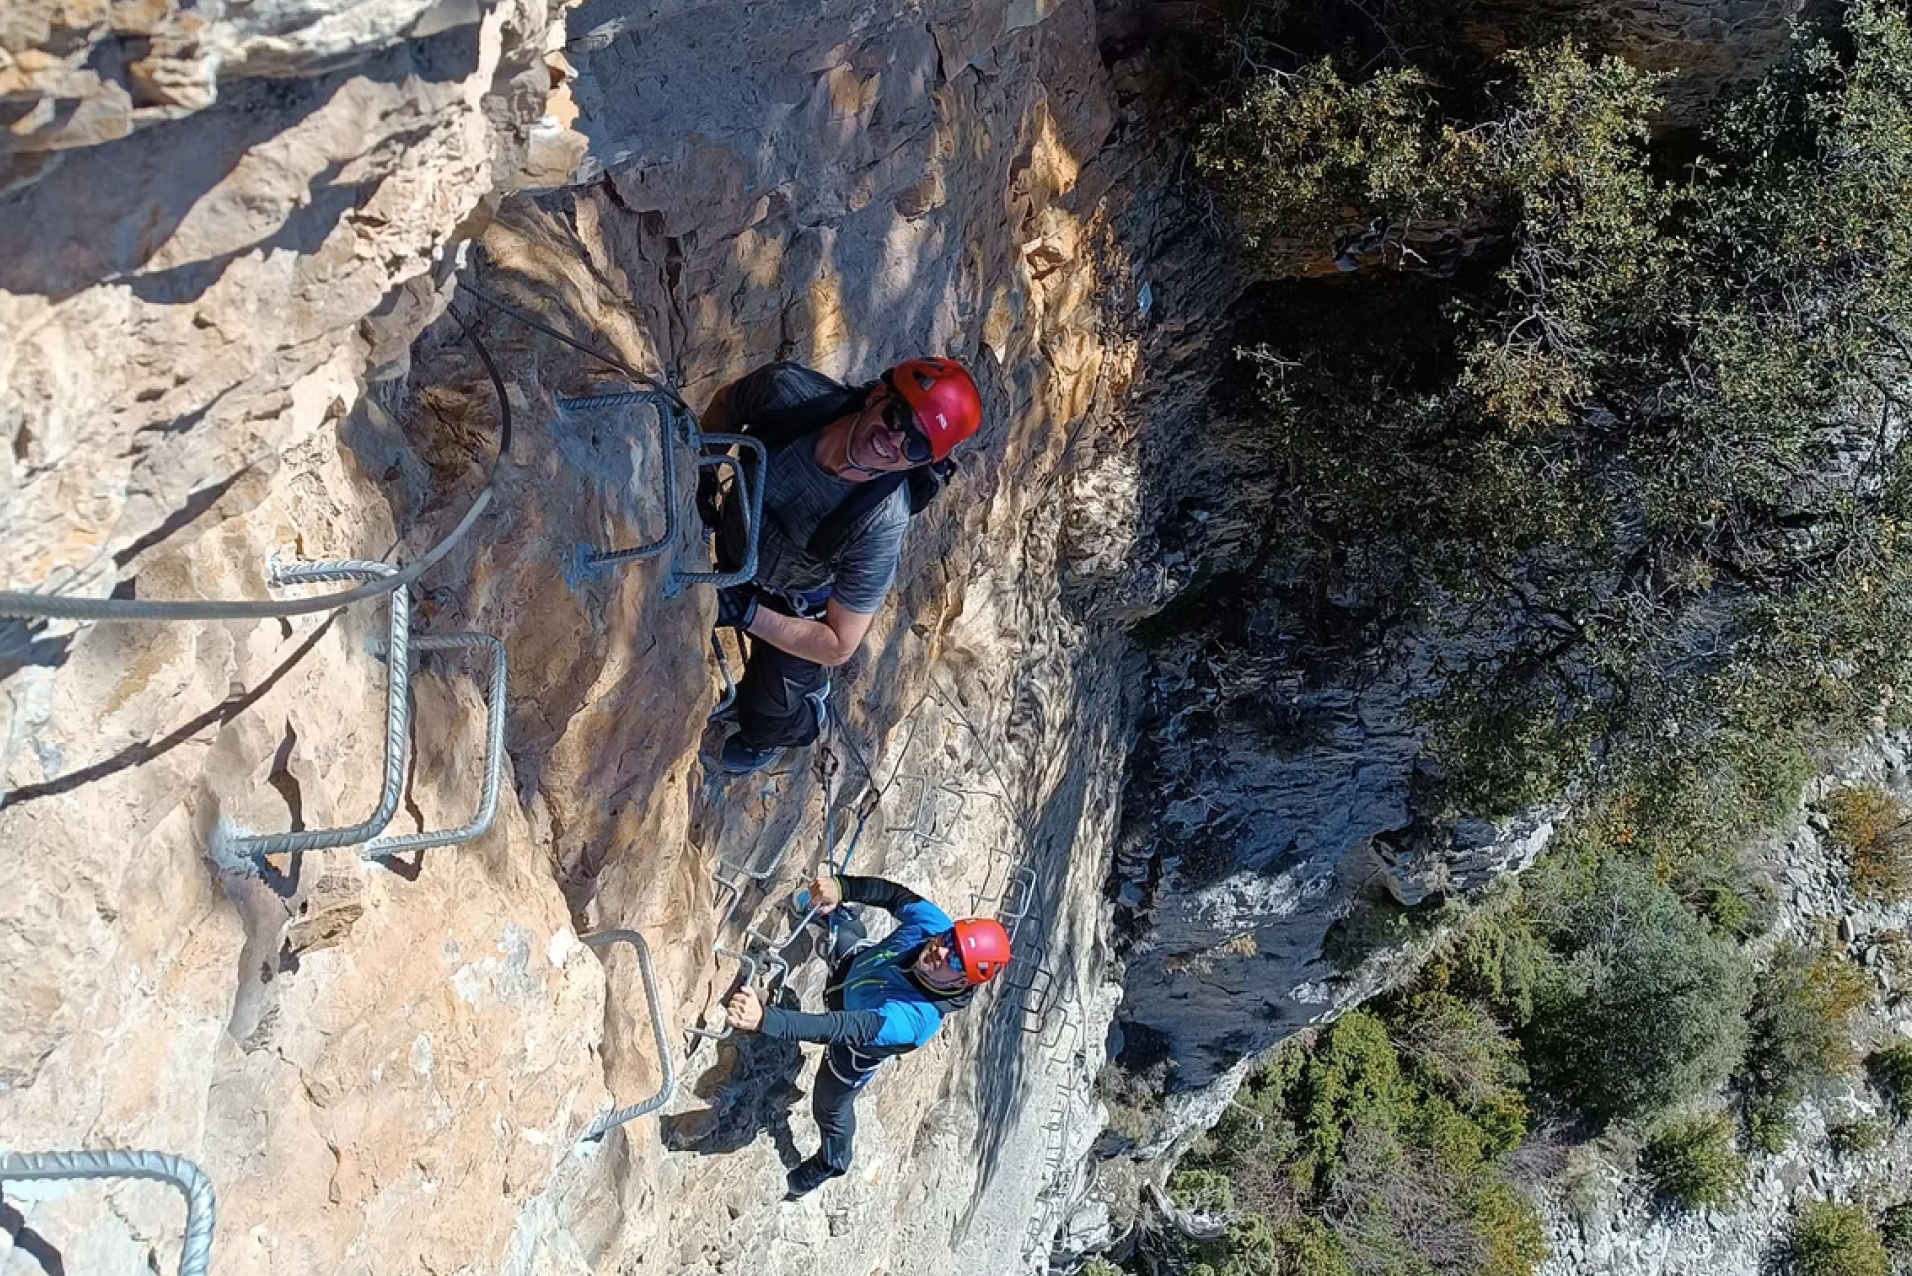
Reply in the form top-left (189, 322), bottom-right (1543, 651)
top-left (579, 931), bottom-right (677, 1138)
top-left (558, 390), bottom-right (681, 573)
top-left (213, 560), bottom-right (410, 868)
top-left (362, 632), bottom-right (508, 859)
top-left (0, 1149), bottom-right (215, 1276)
top-left (673, 433), bottom-right (766, 591)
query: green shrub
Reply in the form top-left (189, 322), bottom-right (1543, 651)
top-left (1828, 1118), bottom-right (1887, 1157)
top-left (1746, 1094), bottom-right (1797, 1154)
top-left (1079, 1260), bottom-right (1126, 1276)
top-left (1429, 898), bottom-right (1552, 1027)
top-left (1294, 1012), bottom-right (1414, 1183)
top-left (1267, 1217), bottom-right (1355, 1276)
top-left (1524, 856), bottom-right (1752, 1124)
top-left (1172, 1169), bottom-right (1239, 1217)
top-left (1879, 1202), bottom-right (1912, 1264)
top-left (1469, 1178), bottom-right (1551, 1276)
top-left (1181, 1005), bottom-right (1544, 1276)
top-left (1791, 1200), bottom-right (1891, 1276)
top-left (1391, 991), bottom-right (1528, 1114)
top-left (1825, 785), bottom-right (1912, 903)
top-left (1641, 1114), bottom-right (1747, 1211)
top-left (1197, 58), bottom-right (1490, 252)
top-left (1867, 1042), bottom-right (1912, 1121)
top-left (1740, 942), bottom-right (1871, 1129)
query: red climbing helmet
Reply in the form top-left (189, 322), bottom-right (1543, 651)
top-left (884, 357), bottom-right (982, 462)
top-left (950, 917), bottom-right (1012, 986)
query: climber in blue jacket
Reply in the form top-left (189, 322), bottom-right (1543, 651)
top-left (725, 872), bottom-right (1012, 1198)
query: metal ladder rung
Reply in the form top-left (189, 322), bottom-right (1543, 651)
top-left (580, 930), bottom-right (677, 1139)
top-left (0, 1150), bottom-right (216, 1276)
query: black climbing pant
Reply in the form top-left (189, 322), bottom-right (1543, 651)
top-left (735, 632), bottom-right (829, 750)
top-left (813, 909), bottom-right (877, 1176)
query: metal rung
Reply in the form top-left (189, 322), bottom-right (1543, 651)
top-left (714, 827), bottom-right (796, 885)
top-left (885, 774), bottom-right (966, 846)
top-left (999, 865), bottom-right (1039, 942)
top-left (1018, 963), bottom-right (1059, 1034)
top-left (686, 945), bottom-right (761, 1041)
top-left (560, 389), bottom-right (680, 573)
top-left (1001, 931), bottom-right (1047, 995)
top-left (1041, 1005), bottom-right (1083, 1057)
top-left (580, 930), bottom-right (676, 1138)
top-left (0, 1150), bottom-right (215, 1276)
top-left (364, 632), bottom-right (508, 858)
top-left (669, 432), bottom-right (767, 593)
top-left (213, 560), bottom-right (410, 869)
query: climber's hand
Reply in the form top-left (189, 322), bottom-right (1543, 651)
top-left (715, 584), bottom-right (758, 631)
top-left (810, 875), bottom-right (843, 913)
top-left (725, 986), bottom-right (764, 1033)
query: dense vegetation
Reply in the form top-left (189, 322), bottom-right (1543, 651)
top-left (1103, 0), bottom-right (1912, 1272)
top-left (1791, 1200), bottom-right (1892, 1276)
top-left (1208, 0), bottom-right (1912, 828)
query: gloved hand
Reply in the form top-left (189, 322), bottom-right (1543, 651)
top-left (715, 584), bottom-right (759, 630)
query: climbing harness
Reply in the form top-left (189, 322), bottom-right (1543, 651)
top-left (0, 1150), bottom-right (215, 1276)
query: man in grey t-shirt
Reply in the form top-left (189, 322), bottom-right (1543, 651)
top-left (702, 357), bottom-right (983, 775)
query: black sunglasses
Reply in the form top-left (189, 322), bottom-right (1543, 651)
top-left (880, 395), bottom-right (935, 465)
top-left (940, 930), bottom-right (968, 976)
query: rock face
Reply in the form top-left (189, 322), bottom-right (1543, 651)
top-left (0, 0), bottom-right (1173, 1272)
top-left (1466, 0), bottom-right (1814, 124)
top-left (0, 0), bottom-right (1844, 1271)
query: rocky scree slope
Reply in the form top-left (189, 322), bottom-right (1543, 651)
top-left (1535, 735), bottom-right (1912, 1276)
top-left (0, 0), bottom-right (1201, 1272)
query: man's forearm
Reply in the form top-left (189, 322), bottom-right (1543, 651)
top-left (759, 1005), bottom-right (887, 1045)
top-left (837, 874), bottom-right (925, 915)
top-left (746, 606), bottom-right (856, 667)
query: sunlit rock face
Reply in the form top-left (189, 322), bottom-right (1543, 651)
top-left (0, 0), bottom-right (1169, 1270)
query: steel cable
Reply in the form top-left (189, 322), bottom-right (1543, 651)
top-left (454, 280), bottom-right (693, 415)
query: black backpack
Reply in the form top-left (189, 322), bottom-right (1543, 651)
top-left (705, 364), bottom-right (953, 563)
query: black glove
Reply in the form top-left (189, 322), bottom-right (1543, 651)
top-left (716, 584), bottom-right (759, 630)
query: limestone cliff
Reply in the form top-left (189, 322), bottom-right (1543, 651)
top-left (0, 0), bottom-right (1841, 1272)
top-left (1, 0), bottom-right (1172, 1272)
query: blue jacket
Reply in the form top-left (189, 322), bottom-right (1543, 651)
top-left (757, 875), bottom-right (973, 1060)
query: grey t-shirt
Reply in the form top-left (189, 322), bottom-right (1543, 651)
top-left (727, 363), bottom-right (910, 614)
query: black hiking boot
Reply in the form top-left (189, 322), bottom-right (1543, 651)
top-left (784, 1155), bottom-right (841, 1200)
top-left (716, 733), bottom-right (782, 776)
